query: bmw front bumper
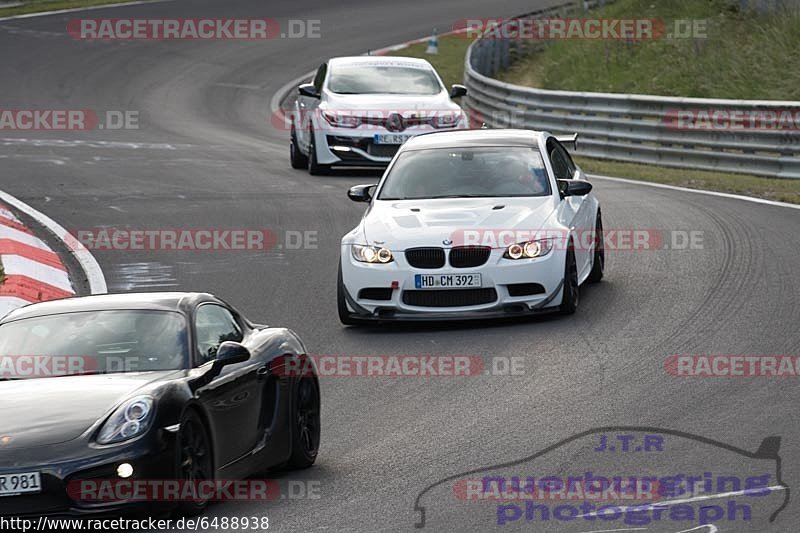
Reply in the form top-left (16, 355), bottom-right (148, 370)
top-left (339, 245), bottom-right (567, 321)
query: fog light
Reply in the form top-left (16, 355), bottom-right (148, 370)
top-left (117, 463), bottom-right (134, 478)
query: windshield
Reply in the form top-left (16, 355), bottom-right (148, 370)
top-left (378, 146), bottom-right (551, 200)
top-left (0, 310), bottom-right (188, 379)
top-left (328, 63), bottom-right (442, 95)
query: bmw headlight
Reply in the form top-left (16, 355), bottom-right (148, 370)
top-left (97, 396), bottom-right (155, 445)
top-left (504, 239), bottom-right (554, 260)
top-left (352, 244), bottom-right (393, 264)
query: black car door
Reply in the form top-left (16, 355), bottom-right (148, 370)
top-left (193, 303), bottom-right (265, 468)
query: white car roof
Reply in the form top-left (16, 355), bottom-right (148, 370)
top-left (400, 129), bottom-right (549, 151)
top-left (328, 56), bottom-right (435, 69)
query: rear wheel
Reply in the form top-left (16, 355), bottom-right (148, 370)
top-left (587, 211), bottom-right (605, 283)
top-left (289, 122), bottom-right (308, 169)
top-left (559, 243), bottom-right (579, 315)
top-left (287, 376), bottom-right (320, 469)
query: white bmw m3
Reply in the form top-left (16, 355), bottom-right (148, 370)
top-left (337, 129), bottom-right (604, 324)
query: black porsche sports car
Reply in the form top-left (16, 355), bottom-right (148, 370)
top-left (0, 292), bottom-right (320, 517)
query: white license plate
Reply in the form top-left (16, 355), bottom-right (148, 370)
top-left (0, 472), bottom-right (42, 497)
top-left (374, 134), bottom-right (412, 145)
top-left (415, 273), bottom-right (482, 289)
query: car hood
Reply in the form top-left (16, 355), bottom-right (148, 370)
top-left (323, 92), bottom-right (461, 112)
top-left (362, 197), bottom-right (556, 250)
top-left (0, 371), bottom-right (179, 450)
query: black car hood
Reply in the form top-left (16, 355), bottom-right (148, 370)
top-left (0, 371), bottom-right (179, 450)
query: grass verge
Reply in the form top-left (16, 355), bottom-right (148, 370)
top-left (577, 157), bottom-right (800, 204)
top-left (0, 0), bottom-right (139, 17)
top-left (388, 28), bottom-right (800, 204)
top-left (497, 0), bottom-right (800, 100)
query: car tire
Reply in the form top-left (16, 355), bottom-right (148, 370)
top-left (289, 122), bottom-right (308, 169)
top-left (287, 375), bottom-right (320, 469)
top-left (337, 262), bottom-right (358, 326)
top-left (307, 127), bottom-right (330, 175)
top-left (587, 211), bottom-right (605, 283)
top-left (559, 242), bottom-right (579, 315)
top-left (173, 410), bottom-right (213, 518)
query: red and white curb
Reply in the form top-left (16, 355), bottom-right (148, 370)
top-left (0, 192), bottom-right (107, 317)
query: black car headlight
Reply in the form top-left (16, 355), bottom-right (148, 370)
top-left (504, 239), bottom-right (554, 260)
top-left (97, 396), bottom-right (155, 445)
top-left (352, 244), bottom-right (393, 264)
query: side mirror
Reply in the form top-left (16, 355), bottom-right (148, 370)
top-left (450, 84), bottom-right (468, 98)
top-left (298, 83), bottom-right (320, 98)
top-left (348, 184), bottom-right (376, 203)
top-left (557, 179), bottom-right (593, 197)
top-left (213, 341), bottom-right (250, 371)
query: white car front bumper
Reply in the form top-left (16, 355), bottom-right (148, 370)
top-left (339, 245), bottom-right (567, 321)
top-left (314, 123), bottom-right (468, 166)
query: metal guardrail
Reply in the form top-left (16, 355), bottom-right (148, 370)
top-left (463, 4), bottom-right (800, 179)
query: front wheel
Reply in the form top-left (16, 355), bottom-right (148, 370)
top-left (287, 376), bottom-right (320, 469)
top-left (337, 262), bottom-right (358, 325)
top-left (559, 244), bottom-right (579, 315)
top-left (289, 123), bottom-right (308, 169)
top-left (307, 128), bottom-right (330, 175)
top-left (587, 211), bottom-right (605, 283)
top-left (173, 410), bottom-right (213, 517)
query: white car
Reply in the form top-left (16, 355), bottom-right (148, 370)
top-left (289, 56), bottom-right (469, 174)
top-left (337, 129), bottom-right (604, 324)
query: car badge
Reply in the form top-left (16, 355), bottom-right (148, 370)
top-left (386, 113), bottom-right (404, 132)
top-left (442, 239), bottom-right (453, 246)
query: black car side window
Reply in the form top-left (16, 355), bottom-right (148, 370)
top-left (195, 305), bottom-right (243, 364)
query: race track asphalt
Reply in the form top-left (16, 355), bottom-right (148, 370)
top-left (1, 1), bottom-right (799, 531)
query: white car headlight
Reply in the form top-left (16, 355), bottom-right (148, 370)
top-left (504, 239), bottom-right (554, 260)
top-left (433, 112), bottom-right (461, 129)
top-left (352, 244), bottom-right (393, 264)
top-left (97, 396), bottom-right (155, 445)
top-left (322, 110), bottom-right (360, 128)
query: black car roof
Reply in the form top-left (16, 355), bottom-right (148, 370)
top-left (1, 292), bottom-right (220, 323)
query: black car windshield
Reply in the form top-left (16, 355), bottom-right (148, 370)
top-left (328, 63), bottom-right (442, 95)
top-left (0, 310), bottom-right (187, 379)
top-left (378, 146), bottom-right (551, 200)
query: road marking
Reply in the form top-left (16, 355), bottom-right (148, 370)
top-left (576, 485), bottom-right (786, 519)
top-left (591, 174), bottom-right (800, 211)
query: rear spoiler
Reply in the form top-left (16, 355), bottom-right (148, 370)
top-left (556, 133), bottom-right (578, 151)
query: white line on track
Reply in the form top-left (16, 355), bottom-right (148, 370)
top-left (575, 486), bottom-right (785, 520)
top-left (590, 174), bottom-right (800, 211)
